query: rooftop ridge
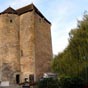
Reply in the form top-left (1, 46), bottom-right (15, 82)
top-left (0, 4), bottom-right (51, 24)
top-left (16, 3), bottom-right (51, 24)
top-left (1, 7), bottom-right (17, 14)
top-left (33, 5), bottom-right (51, 24)
top-left (16, 3), bottom-right (34, 15)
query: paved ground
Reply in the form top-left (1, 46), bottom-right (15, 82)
top-left (0, 85), bottom-right (21, 88)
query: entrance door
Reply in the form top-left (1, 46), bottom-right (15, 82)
top-left (16, 74), bottom-right (20, 84)
top-left (29, 74), bottom-right (34, 82)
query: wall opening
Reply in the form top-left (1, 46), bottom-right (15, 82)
top-left (29, 74), bottom-right (34, 83)
top-left (10, 19), bottom-right (12, 23)
top-left (21, 50), bottom-right (23, 56)
top-left (16, 74), bottom-right (20, 84)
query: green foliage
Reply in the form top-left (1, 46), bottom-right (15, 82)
top-left (60, 76), bottom-right (84, 88)
top-left (52, 13), bottom-right (88, 83)
top-left (38, 78), bottom-right (59, 88)
top-left (79, 66), bottom-right (88, 84)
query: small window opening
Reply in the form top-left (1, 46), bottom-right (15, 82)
top-left (10, 19), bottom-right (12, 23)
top-left (21, 50), bottom-right (23, 56)
top-left (39, 18), bottom-right (41, 22)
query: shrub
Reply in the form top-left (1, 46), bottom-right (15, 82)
top-left (38, 78), bottom-right (59, 88)
top-left (60, 76), bottom-right (84, 88)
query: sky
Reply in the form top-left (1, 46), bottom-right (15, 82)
top-left (0, 0), bottom-right (88, 55)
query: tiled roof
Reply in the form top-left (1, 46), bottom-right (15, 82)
top-left (16, 4), bottom-right (33, 15)
top-left (0, 4), bottom-right (51, 24)
top-left (1, 7), bottom-right (17, 14)
top-left (16, 4), bottom-right (51, 24)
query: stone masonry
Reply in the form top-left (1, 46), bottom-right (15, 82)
top-left (0, 4), bottom-right (52, 84)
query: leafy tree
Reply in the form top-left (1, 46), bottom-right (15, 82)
top-left (52, 13), bottom-right (88, 84)
top-left (60, 76), bottom-right (84, 88)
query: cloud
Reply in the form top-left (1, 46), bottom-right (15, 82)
top-left (49, 1), bottom-right (76, 55)
top-left (49, 0), bottom-right (87, 55)
top-left (9, 0), bottom-right (33, 9)
top-left (0, 0), bottom-right (88, 55)
top-left (0, 0), bottom-right (42, 11)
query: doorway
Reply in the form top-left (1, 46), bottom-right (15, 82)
top-left (29, 74), bottom-right (34, 82)
top-left (16, 74), bottom-right (20, 84)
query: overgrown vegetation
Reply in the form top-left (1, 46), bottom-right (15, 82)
top-left (38, 76), bottom-right (84, 88)
top-left (60, 76), bottom-right (84, 88)
top-left (38, 78), bottom-right (59, 88)
top-left (52, 13), bottom-right (88, 84)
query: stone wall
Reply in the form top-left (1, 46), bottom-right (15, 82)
top-left (0, 7), bottom-right (52, 83)
top-left (34, 12), bottom-right (52, 80)
top-left (20, 11), bottom-right (35, 82)
top-left (0, 14), bottom-right (20, 84)
top-left (19, 10), bottom-right (52, 81)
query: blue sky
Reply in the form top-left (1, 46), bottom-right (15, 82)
top-left (0, 0), bottom-right (88, 55)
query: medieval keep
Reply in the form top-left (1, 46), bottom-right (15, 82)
top-left (0, 4), bottom-right (52, 84)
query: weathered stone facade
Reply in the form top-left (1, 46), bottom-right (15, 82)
top-left (0, 4), bottom-right (52, 84)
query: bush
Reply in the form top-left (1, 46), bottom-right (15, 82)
top-left (60, 76), bottom-right (84, 88)
top-left (38, 78), bottom-right (59, 88)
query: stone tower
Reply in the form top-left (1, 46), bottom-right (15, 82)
top-left (0, 4), bottom-right (52, 84)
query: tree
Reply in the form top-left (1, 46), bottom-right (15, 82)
top-left (52, 13), bottom-right (88, 84)
top-left (60, 76), bottom-right (84, 88)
